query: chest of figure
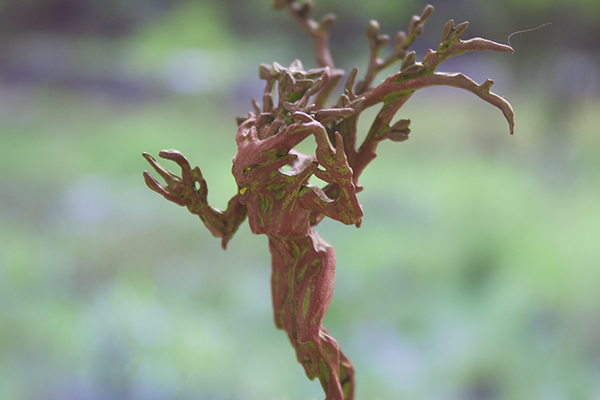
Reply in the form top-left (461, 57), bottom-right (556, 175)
top-left (245, 189), bottom-right (311, 236)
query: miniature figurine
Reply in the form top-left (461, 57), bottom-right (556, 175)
top-left (143, 2), bottom-right (514, 399)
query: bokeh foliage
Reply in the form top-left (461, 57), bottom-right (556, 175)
top-left (1, 0), bottom-right (599, 399)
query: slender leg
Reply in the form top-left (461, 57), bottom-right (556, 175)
top-left (269, 234), bottom-right (355, 399)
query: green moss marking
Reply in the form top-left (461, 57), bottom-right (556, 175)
top-left (302, 285), bottom-right (313, 320)
top-left (297, 262), bottom-right (309, 283)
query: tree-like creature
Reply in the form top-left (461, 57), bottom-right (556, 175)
top-left (143, 2), bottom-right (514, 399)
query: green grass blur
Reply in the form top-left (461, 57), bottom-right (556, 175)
top-left (1, 1), bottom-right (599, 399)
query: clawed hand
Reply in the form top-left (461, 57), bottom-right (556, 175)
top-left (312, 129), bottom-right (355, 189)
top-left (142, 150), bottom-right (207, 207)
top-left (291, 112), bottom-right (355, 187)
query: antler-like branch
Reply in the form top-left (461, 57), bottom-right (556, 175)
top-left (266, 3), bottom-right (514, 212)
top-left (361, 31), bottom-right (515, 133)
top-left (343, 18), bottom-right (515, 186)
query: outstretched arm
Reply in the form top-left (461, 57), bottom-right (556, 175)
top-left (143, 150), bottom-right (247, 249)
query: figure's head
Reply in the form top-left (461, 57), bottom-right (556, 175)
top-left (232, 119), bottom-right (296, 204)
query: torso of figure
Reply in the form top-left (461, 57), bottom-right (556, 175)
top-left (235, 167), bottom-right (312, 238)
top-left (240, 172), bottom-right (311, 238)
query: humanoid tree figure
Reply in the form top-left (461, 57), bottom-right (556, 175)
top-left (143, 2), bottom-right (514, 399)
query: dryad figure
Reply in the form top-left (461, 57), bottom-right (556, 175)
top-left (143, 2), bottom-right (514, 399)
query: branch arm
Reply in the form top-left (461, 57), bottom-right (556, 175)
top-left (143, 151), bottom-right (247, 250)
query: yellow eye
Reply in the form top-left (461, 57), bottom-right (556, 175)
top-left (243, 164), bottom-right (259, 173)
top-left (239, 187), bottom-right (248, 195)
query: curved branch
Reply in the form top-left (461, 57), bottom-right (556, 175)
top-left (363, 72), bottom-right (514, 135)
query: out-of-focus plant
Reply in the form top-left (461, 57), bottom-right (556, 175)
top-left (142, 1), bottom-right (514, 399)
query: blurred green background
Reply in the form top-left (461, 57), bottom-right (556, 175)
top-left (1, 0), bottom-right (599, 399)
